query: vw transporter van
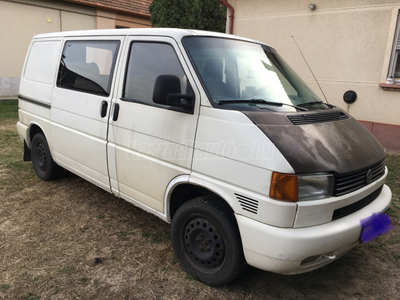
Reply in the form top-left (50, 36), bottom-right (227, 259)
top-left (17, 29), bottom-right (392, 286)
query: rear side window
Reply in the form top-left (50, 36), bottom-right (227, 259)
top-left (25, 41), bottom-right (62, 85)
top-left (57, 40), bottom-right (120, 96)
top-left (123, 42), bottom-right (190, 106)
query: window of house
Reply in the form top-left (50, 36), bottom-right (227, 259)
top-left (123, 42), bottom-right (191, 107)
top-left (57, 40), bottom-right (120, 96)
top-left (389, 14), bottom-right (400, 79)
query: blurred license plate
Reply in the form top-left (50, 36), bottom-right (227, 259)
top-left (360, 213), bottom-right (393, 243)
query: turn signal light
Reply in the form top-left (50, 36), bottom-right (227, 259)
top-left (269, 172), bottom-right (298, 202)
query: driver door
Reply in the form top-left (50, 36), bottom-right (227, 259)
top-left (108, 36), bottom-right (200, 213)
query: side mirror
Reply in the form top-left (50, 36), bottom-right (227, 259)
top-left (153, 75), bottom-right (194, 113)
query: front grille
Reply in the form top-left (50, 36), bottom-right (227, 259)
top-left (334, 159), bottom-right (386, 197)
top-left (288, 111), bottom-right (349, 125)
top-left (235, 193), bottom-right (258, 214)
top-left (332, 186), bottom-right (383, 221)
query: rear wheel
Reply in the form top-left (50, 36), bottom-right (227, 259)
top-left (171, 196), bottom-right (245, 286)
top-left (31, 133), bottom-right (63, 181)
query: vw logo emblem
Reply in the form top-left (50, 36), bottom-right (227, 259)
top-left (366, 169), bottom-right (372, 184)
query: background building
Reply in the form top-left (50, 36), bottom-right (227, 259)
top-left (0, 0), bottom-right (151, 98)
top-left (227, 0), bottom-right (400, 152)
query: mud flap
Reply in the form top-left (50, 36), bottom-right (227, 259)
top-left (23, 141), bottom-right (32, 161)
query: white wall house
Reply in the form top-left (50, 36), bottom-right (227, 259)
top-left (0, 0), bottom-right (151, 99)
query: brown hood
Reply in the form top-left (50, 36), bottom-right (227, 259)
top-left (242, 109), bottom-right (385, 175)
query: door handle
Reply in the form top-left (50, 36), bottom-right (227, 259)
top-left (100, 101), bottom-right (108, 118)
top-left (113, 103), bottom-right (120, 121)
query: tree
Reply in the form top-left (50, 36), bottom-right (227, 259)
top-left (200, 0), bottom-right (227, 32)
top-left (149, 0), bottom-right (227, 33)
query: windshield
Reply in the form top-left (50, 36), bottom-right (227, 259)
top-left (183, 36), bottom-right (328, 111)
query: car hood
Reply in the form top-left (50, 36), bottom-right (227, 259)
top-left (242, 109), bottom-right (385, 174)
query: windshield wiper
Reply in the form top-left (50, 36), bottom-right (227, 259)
top-left (297, 101), bottom-right (335, 109)
top-left (218, 99), bottom-right (308, 111)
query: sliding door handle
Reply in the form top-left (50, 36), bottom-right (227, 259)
top-left (113, 103), bottom-right (120, 121)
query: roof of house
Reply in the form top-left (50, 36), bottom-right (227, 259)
top-left (63, 0), bottom-right (152, 17)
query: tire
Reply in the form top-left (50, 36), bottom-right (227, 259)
top-left (31, 133), bottom-right (63, 181)
top-left (171, 196), bottom-right (246, 286)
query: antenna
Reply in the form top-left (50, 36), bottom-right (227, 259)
top-left (291, 36), bottom-right (329, 103)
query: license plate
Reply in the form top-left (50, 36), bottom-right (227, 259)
top-left (360, 212), bottom-right (393, 243)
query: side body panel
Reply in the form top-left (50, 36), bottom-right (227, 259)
top-left (18, 39), bottom-right (63, 146)
top-left (191, 106), bottom-right (297, 228)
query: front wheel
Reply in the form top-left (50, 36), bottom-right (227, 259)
top-left (31, 133), bottom-right (63, 181)
top-left (171, 196), bottom-right (246, 286)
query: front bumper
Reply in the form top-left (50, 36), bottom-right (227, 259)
top-left (236, 184), bottom-right (392, 274)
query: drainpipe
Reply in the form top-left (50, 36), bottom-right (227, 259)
top-left (220, 0), bottom-right (234, 34)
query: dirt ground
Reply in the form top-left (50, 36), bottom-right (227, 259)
top-left (1, 118), bottom-right (400, 299)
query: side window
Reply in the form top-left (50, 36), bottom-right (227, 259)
top-left (57, 40), bottom-right (120, 96)
top-left (123, 42), bottom-right (191, 106)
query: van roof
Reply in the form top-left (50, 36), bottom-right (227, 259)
top-left (32, 28), bottom-right (265, 46)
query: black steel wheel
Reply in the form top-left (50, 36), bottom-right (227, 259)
top-left (31, 133), bottom-right (63, 181)
top-left (171, 196), bottom-right (245, 286)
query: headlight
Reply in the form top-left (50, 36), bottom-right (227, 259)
top-left (270, 172), bottom-right (334, 202)
top-left (298, 174), bottom-right (334, 201)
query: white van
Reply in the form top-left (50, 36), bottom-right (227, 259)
top-left (17, 28), bottom-right (392, 286)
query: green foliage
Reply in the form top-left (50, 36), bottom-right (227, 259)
top-left (200, 0), bottom-right (227, 32)
top-left (149, 0), bottom-right (226, 33)
top-left (24, 294), bottom-right (41, 300)
top-left (0, 100), bottom-right (18, 125)
top-left (149, 0), bottom-right (201, 30)
top-left (59, 265), bottom-right (75, 275)
top-left (387, 154), bottom-right (400, 212)
top-left (0, 284), bottom-right (11, 290)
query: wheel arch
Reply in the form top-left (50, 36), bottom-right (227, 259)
top-left (165, 176), bottom-right (236, 223)
top-left (26, 123), bottom-right (56, 164)
top-left (27, 123), bottom-right (46, 148)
